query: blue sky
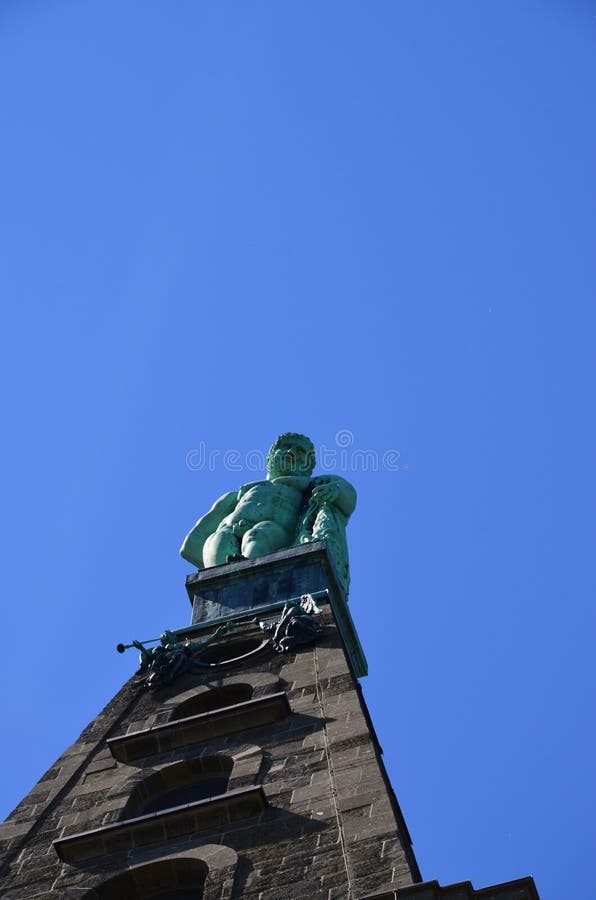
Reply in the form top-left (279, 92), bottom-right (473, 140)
top-left (1, 3), bottom-right (594, 898)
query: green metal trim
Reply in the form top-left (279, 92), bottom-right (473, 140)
top-left (172, 590), bottom-right (330, 639)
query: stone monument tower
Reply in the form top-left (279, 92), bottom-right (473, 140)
top-left (0, 434), bottom-right (540, 899)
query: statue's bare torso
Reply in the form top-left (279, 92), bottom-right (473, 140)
top-left (225, 477), bottom-right (309, 534)
top-left (205, 476), bottom-right (311, 565)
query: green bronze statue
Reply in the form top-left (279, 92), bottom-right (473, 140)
top-left (180, 433), bottom-right (356, 596)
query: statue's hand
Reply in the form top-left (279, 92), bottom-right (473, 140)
top-left (311, 481), bottom-right (340, 505)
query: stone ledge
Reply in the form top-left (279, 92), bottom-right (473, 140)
top-left (52, 785), bottom-right (266, 863)
top-left (358, 876), bottom-right (540, 900)
top-left (107, 693), bottom-right (291, 763)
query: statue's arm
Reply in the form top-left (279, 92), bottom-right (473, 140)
top-left (179, 490), bottom-right (239, 568)
top-left (311, 475), bottom-right (357, 517)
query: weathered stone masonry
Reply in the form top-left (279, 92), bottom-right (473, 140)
top-left (0, 600), bottom-right (420, 899)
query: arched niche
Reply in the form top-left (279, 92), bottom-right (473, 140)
top-left (171, 682), bottom-right (253, 720)
top-left (75, 845), bottom-right (238, 900)
top-left (121, 755), bottom-right (233, 820)
top-left (81, 856), bottom-right (207, 898)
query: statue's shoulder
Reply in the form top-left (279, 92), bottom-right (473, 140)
top-left (310, 474), bottom-right (357, 515)
top-left (311, 474), bottom-right (354, 488)
top-left (211, 489), bottom-right (240, 507)
top-left (237, 479), bottom-right (267, 498)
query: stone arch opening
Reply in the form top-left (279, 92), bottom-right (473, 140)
top-left (171, 683), bottom-right (253, 720)
top-left (81, 856), bottom-right (207, 898)
top-left (122, 756), bottom-right (233, 820)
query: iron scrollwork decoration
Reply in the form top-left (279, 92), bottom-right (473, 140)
top-left (117, 624), bottom-right (233, 690)
top-left (259, 593), bottom-right (323, 652)
top-left (117, 594), bottom-right (324, 689)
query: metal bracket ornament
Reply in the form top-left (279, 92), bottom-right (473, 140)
top-left (117, 594), bottom-right (323, 689)
top-left (258, 593), bottom-right (323, 653)
top-left (117, 624), bottom-right (235, 690)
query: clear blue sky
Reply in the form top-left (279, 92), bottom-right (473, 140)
top-left (1, 3), bottom-right (594, 899)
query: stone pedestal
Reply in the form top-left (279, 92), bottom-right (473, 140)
top-left (185, 541), bottom-right (367, 677)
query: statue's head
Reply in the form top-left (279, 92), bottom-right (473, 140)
top-left (267, 433), bottom-right (316, 478)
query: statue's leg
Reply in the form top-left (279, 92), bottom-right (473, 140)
top-left (242, 521), bottom-right (289, 558)
top-left (202, 526), bottom-right (241, 566)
